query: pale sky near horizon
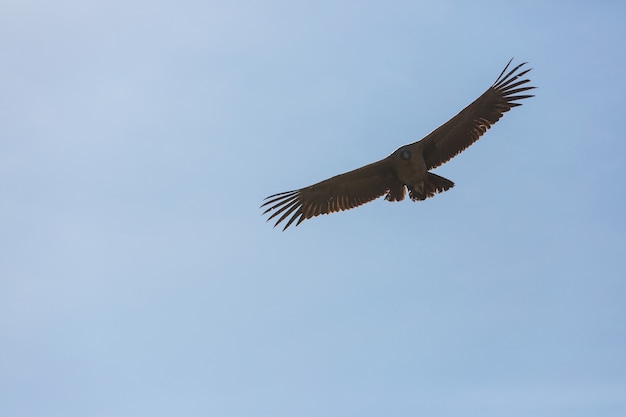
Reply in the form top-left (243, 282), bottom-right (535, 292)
top-left (2, 1), bottom-right (625, 416)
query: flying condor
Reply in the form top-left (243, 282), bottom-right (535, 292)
top-left (262, 59), bottom-right (535, 230)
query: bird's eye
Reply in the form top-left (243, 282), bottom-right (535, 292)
top-left (400, 149), bottom-right (411, 160)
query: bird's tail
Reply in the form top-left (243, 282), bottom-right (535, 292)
top-left (409, 173), bottom-right (455, 201)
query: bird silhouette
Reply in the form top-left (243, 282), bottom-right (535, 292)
top-left (262, 59), bottom-right (535, 230)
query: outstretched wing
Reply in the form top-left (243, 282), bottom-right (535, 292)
top-left (261, 158), bottom-right (399, 230)
top-left (419, 60), bottom-right (535, 170)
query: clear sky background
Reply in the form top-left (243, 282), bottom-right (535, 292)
top-left (2, 1), bottom-right (625, 416)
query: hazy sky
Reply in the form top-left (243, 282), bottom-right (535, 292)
top-left (2, 1), bottom-right (625, 416)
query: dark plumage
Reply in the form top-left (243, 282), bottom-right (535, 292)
top-left (262, 60), bottom-right (535, 230)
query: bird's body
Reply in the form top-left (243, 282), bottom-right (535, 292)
top-left (262, 60), bottom-right (535, 230)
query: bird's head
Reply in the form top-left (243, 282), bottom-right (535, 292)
top-left (396, 146), bottom-right (412, 161)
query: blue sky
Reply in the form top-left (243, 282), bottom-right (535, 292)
top-left (1, 1), bottom-right (625, 416)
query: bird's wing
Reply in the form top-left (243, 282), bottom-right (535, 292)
top-left (261, 158), bottom-right (399, 230)
top-left (418, 60), bottom-right (535, 170)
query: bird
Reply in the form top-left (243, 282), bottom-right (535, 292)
top-left (262, 59), bottom-right (535, 230)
